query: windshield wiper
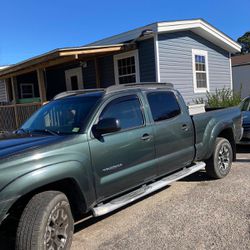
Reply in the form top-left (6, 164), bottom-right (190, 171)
top-left (30, 129), bottom-right (59, 136)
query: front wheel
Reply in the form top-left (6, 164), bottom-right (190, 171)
top-left (205, 137), bottom-right (233, 179)
top-left (16, 191), bottom-right (74, 250)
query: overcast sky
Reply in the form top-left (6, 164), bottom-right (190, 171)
top-left (0, 0), bottom-right (249, 65)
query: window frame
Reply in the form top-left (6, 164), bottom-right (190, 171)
top-left (20, 83), bottom-right (35, 99)
top-left (146, 90), bottom-right (182, 123)
top-left (192, 49), bottom-right (210, 93)
top-left (94, 94), bottom-right (146, 136)
top-left (113, 50), bottom-right (140, 85)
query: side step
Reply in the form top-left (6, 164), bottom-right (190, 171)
top-left (92, 162), bottom-right (206, 217)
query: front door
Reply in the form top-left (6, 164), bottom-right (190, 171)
top-left (88, 94), bottom-right (156, 200)
top-left (65, 67), bottom-right (83, 91)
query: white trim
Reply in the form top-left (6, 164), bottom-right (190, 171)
top-left (113, 50), bottom-right (140, 85)
top-left (20, 83), bottom-right (35, 98)
top-left (229, 53), bottom-right (233, 90)
top-left (154, 33), bottom-right (161, 82)
top-left (65, 67), bottom-right (84, 91)
top-left (192, 49), bottom-right (210, 93)
top-left (157, 19), bottom-right (241, 53)
top-left (89, 19), bottom-right (241, 53)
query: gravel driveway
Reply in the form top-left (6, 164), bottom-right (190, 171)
top-left (0, 146), bottom-right (249, 250)
top-left (72, 146), bottom-right (250, 250)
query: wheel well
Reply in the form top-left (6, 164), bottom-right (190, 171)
top-left (8, 178), bottom-right (87, 222)
top-left (218, 128), bottom-right (236, 161)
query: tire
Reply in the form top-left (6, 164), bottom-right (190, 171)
top-left (205, 137), bottom-right (233, 179)
top-left (16, 191), bottom-right (74, 250)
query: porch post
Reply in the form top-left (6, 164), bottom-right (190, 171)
top-left (4, 78), bottom-right (11, 102)
top-left (11, 76), bottom-right (19, 128)
top-left (94, 58), bottom-right (101, 88)
top-left (37, 68), bottom-right (47, 103)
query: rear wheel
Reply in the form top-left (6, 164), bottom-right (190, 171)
top-left (16, 191), bottom-right (74, 250)
top-left (205, 137), bottom-right (233, 179)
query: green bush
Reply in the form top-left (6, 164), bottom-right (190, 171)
top-left (194, 88), bottom-right (241, 108)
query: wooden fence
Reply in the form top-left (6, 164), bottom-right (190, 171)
top-left (0, 103), bottom-right (42, 132)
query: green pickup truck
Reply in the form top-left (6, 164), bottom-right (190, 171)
top-left (0, 83), bottom-right (242, 250)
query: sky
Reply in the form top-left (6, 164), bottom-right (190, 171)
top-left (0, 0), bottom-right (249, 66)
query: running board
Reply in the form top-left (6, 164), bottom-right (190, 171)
top-left (92, 162), bottom-right (206, 217)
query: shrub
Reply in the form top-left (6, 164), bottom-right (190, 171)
top-left (194, 88), bottom-right (241, 108)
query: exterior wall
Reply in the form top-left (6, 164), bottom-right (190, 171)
top-left (0, 80), bottom-right (7, 103)
top-left (138, 38), bottom-right (156, 82)
top-left (83, 60), bottom-right (97, 89)
top-left (232, 64), bottom-right (250, 98)
top-left (98, 55), bottom-right (115, 88)
top-left (46, 62), bottom-right (81, 100)
top-left (16, 71), bottom-right (40, 99)
top-left (158, 31), bottom-right (231, 104)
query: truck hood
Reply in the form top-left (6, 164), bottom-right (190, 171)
top-left (0, 133), bottom-right (66, 160)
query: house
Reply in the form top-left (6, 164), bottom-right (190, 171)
top-left (232, 53), bottom-right (250, 98)
top-left (0, 19), bottom-right (241, 131)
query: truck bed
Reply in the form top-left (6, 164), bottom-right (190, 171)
top-left (192, 107), bottom-right (242, 161)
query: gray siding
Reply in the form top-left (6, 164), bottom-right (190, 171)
top-left (0, 80), bottom-right (7, 102)
top-left (232, 64), bottom-right (250, 98)
top-left (98, 55), bottom-right (116, 88)
top-left (158, 31), bottom-right (231, 104)
top-left (138, 39), bottom-right (156, 82)
top-left (82, 60), bottom-right (97, 89)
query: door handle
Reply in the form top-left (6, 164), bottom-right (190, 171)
top-left (181, 124), bottom-right (189, 131)
top-left (141, 134), bottom-right (152, 141)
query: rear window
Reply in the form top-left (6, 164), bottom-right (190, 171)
top-left (147, 91), bottom-right (181, 122)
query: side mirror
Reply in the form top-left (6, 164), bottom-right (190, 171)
top-left (92, 118), bottom-right (121, 136)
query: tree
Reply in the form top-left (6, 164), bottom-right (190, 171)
top-left (237, 32), bottom-right (250, 54)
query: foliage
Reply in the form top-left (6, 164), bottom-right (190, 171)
top-left (237, 32), bottom-right (250, 54)
top-left (194, 88), bottom-right (242, 108)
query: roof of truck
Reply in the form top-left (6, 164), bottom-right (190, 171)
top-left (53, 83), bottom-right (174, 100)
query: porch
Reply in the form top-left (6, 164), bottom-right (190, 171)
top-left (0, 43), bottom-right (136, 131)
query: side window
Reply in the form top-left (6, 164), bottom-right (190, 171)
top-left (241, 98), bottom-right (250, 111)
top-left (147, 91), bottom-right (181, 122)
top-left (100, 95), bottom-right (144, 130)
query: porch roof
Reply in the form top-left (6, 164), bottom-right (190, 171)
top-left (0, 43), bottom-right (133, 79)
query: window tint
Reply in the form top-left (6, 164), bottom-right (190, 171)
top-left (242, 98), bottom-right (250, 111)
top-left (100, 95), bottom-right (144, 130)
top-left (147, 91), bottom-right (181, 122)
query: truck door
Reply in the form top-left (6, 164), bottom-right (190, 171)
top-left (146, 90), bottom-right (195, 177)
top-left (88, 94), bottom-right (156, 200)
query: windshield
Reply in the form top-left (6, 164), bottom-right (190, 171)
top-left (21, 94), bottom-right (102, 135)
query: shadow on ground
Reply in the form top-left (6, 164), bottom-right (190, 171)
top-left (236, 145), bottom-right (250, 163)
top-left (236, 145), bottom-right (250, 154)
top-left (0, 215), bottom-right (18, 250)
top-left (179, 170), bottom-right (212, 182)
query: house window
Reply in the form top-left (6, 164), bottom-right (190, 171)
top-left (114, 50), bottom-right (140, 85)
top-left (192, 49), bottom-right (209, 93)
top-left (20, 83), bottom-right (35, 98)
